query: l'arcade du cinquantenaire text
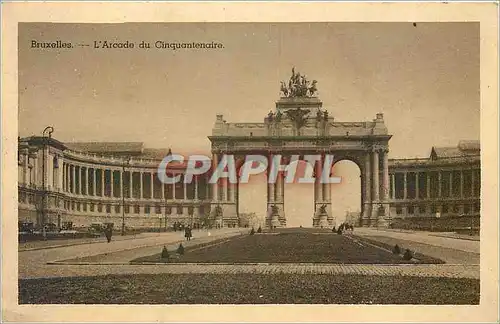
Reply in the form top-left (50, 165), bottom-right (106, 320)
top-left (31, 40), bottom-right (225, 50)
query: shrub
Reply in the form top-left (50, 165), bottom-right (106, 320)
top-left (257, 226), bottom-right (262, 233)
top-left (177, 243), bottom-right (185, 255)
top-left (161, 246), bottom-right (170, 259)
top-left (250, 228), bottom-right (255, 235)
top-left (392, 244), bottom-right (401, 255)
top-left (336, 227), bottom-right (343, 235)
top-left (332, 226), bottom-right (336, 232)
top-left (403, 249), bottom-right (414, 260)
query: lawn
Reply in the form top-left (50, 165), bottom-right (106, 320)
top-left (132, 230), bottom-right (444, 264)
top-left (19, 273), bottom-right (479, 304)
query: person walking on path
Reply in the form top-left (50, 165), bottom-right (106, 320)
top-left (104, 225), bottom-right (113, 243)
top-left (185, 226), bottom-right (192, 241)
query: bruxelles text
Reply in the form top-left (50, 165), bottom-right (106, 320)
top-left (157, 154), bottom-right (342, 185)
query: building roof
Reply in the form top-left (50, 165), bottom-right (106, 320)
top-left (430, 140), bottom-right (479, 160)
top-left (458, 140), bottom-right (480, 151)
top-left (65, 142), bottom-right (144, 155)
top-left (141, 148), bottom-right (173, 159)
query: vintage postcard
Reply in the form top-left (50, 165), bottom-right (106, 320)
top-left (1, 2), bottom-right (499, 323)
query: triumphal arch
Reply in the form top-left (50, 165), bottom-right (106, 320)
top-left (209, 69), bottom-right (392, 228)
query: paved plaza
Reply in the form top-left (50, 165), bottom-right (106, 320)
top-left (18, 228), bottom-right (247, 279)
top-left (19, 227), bottom-right (480, 280)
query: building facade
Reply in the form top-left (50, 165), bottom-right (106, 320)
top-left (387, 140), bottom-right (480, 230)
top-left (18, 136), bottom-right (219, 230)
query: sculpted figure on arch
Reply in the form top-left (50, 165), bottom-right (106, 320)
top-left (280, 67), bottom-right (318, 98)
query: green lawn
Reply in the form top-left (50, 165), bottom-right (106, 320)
top-left (132, 230), bottom-right (444, 264)
top-left (19, 273), bottom-right (479, 304)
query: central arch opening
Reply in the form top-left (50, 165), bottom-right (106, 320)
top-left (237, 161), bottom-right (267, 229)
top-left (284, 160), bottom-right (314, 228)
top-left (330, 160), bottom-right (362, 225)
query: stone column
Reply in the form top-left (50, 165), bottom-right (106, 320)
top-left (323, 175), bottom-right (331, 203)
top-left (267, 155), bottom-right (275, 204)
top-left (449, 171), bottom-right (454, 197)
top-left (403, 172), bottom-right (407, 200)
top-left (101, 169), bottom-right (105, 197)
top-left (267, 154), bottom-right (277, 228)
top-left (362, 153), bottom-right (371, 225)
top-left (150, 172), bottom-right (154, 200)
top-left (372, 150), bottom-right (379, 202)
top-left (43, 147), bottom-right (49, 190)
top-left (314, 158), bottom-right (323, 203)
top-left (73, 165), bottom-right (77, 193)
top-left (212, 153), bottom-right (219, 201)
top-left (171, 173), bottom-right (176, 200)
top-left (93, 169), bottom-right (97, 196)
top-left (382, 150), bottom-right (389, 200)
top-left (314, 153), bottom-right (328, 228)
top-left (129, 171), bottom-right (133, 198)
top-left (64, 164), bottom-right (67, 191)
top-left (56, 156), bottom-right (63, 191)
top-left (110, 170), bottom-right (114, 198)
top-left (68, 164), bottom-right (71, 192)
top-left (32, 154), bottom-right (38, 188)
top-left (85, 167), bottom-right (89, 196)
top-left (322, 157), bottom-right (333, 227)
top-left (80, 166), bottom-right (84, 195)
top-left (426, 172), bottom-right (431, 199)
top-left (183, 178), bottom-right (188, 200)
top-left (60, 162), bottom-right (64, 191)
top-left (72, 165), bottom-right (76, 194)
top-left (380, 149), bottom-right (390, 225)
top-left (120, 169), bottom-right (123, 198)
top-left (415, 172), bottom-right (419, 199)
top-left (460, 170), bottom-right (464, 198)
top-left (22, 152), bottom-right (29, 185)
top-left (194, 176), bottom-right (198, 200)
top-left (391, 174), bottom-right (395, 199)
top-left (471, 169), bottom-right (475, 197)
top-left (140, 171), bottom-right (144, 199)
top-left (438, 171), bottom-right (442, 198)
top-left (161, 174), bottom-right (165, 199)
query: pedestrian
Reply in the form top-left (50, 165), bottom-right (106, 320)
top-left (184, 226), bottom-right (191, 241)
top-left (104, 225), bottom-right (112, 243)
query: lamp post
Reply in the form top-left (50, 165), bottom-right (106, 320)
top-left (163, 187), bottom-right (168, 232)
top-left (41, 126), bottom-right (54, 232)
top-left (121, 156), bottom-right (131, 236)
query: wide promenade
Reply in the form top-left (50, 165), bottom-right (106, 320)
top-left (19, 227), bottom-right (479, 280)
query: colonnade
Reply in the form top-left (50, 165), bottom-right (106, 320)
top-left (60, 162), bottom-right (206, 201)
top-left (388, 166), bottom-right (481, 217)
top-left (389, 168), bottom-right (480, 200)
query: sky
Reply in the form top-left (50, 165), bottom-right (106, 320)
top-left (18, 22), bottom-right (480, 226)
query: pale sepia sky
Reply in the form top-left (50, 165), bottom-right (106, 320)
top-left (18, 23), bottom-right (479, 225)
